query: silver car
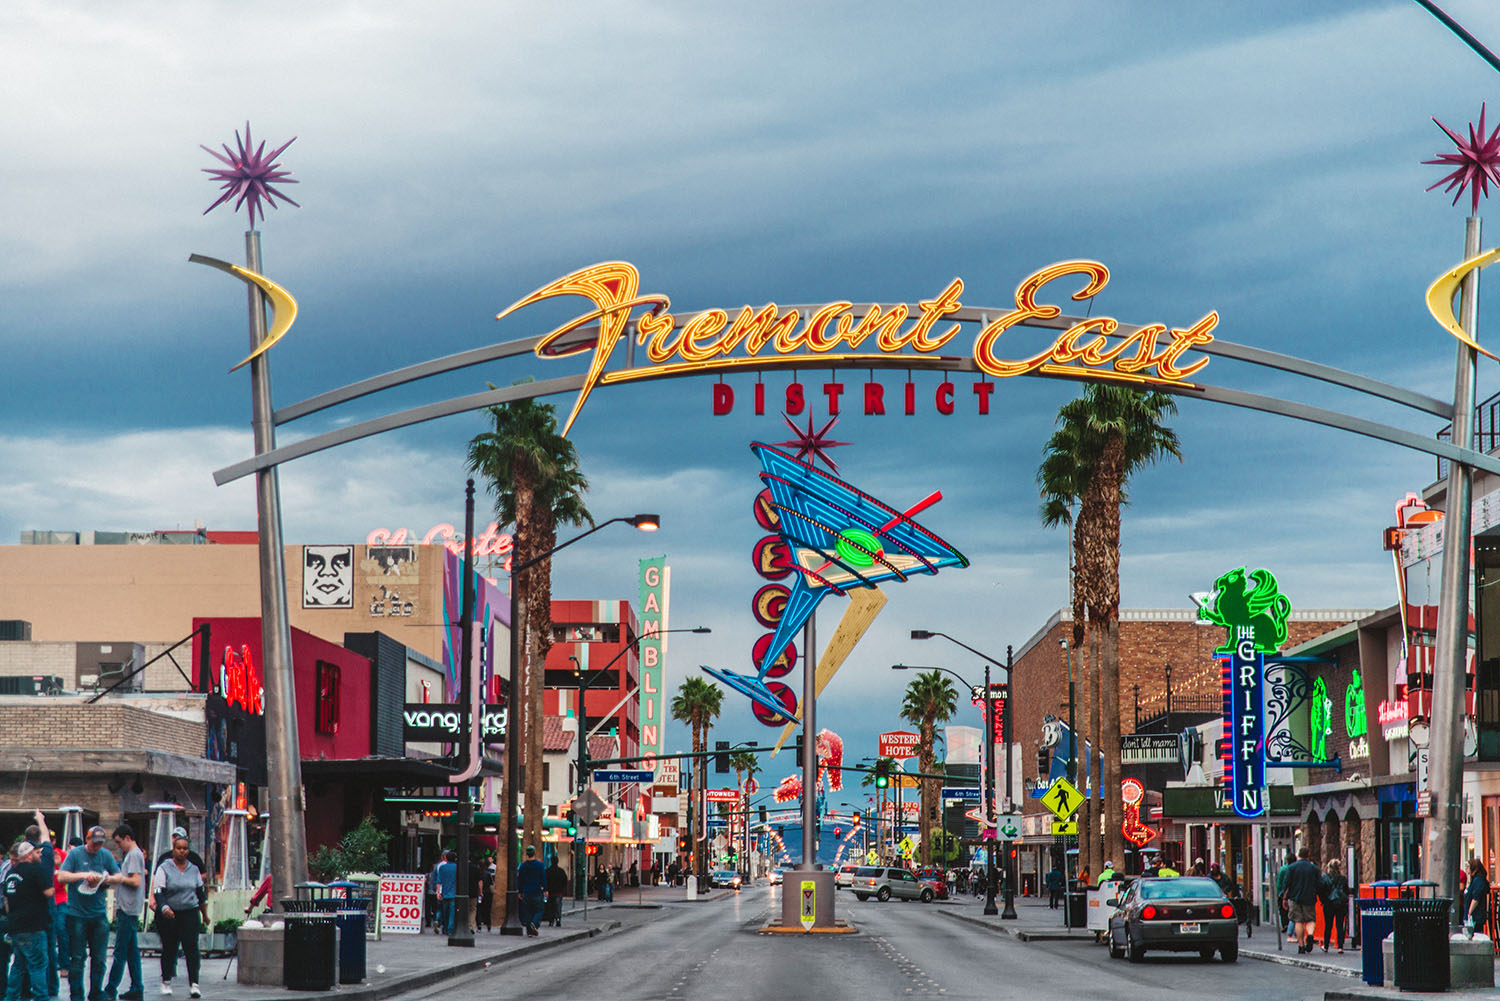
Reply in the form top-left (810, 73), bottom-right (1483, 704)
top-left (852, 866), bottom-right (932, 903)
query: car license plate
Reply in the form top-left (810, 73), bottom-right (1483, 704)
top-left (1179, 922), bottom-right (1201, 935)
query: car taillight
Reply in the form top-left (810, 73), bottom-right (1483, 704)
top-left (1142, 905), bottom-right (1157, 920)
top-left (1220, 903), bottom-right (1234, 919)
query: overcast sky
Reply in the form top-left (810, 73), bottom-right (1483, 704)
top-left (4, 1), bottom-right (1500, 798)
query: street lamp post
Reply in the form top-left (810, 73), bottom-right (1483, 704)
top-left (499, 512), bottom-right (660, 936)
top-left (1060, 637), bottom-right (1076, 930)
top-left (909, 628), bottom-right (1018, 919)
top-left (893, 660), bottom-right (1000, 916)
top-left (569, 626), bottom-right (710, 902)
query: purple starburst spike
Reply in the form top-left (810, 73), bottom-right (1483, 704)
top-left (1424, 103), bottom-right (1500, 214)
top-left (200, 121), bottom-right (300, 230)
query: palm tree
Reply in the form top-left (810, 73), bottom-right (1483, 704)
top-left (466, 385), bottom-right (593, 861)
top-left (670, 677), bottom-right (723, 875)
top-left (729, 748), bottom-right (760, 873)
top-left (899, 670), bottom-right (957, 866)
top-left (1039, 384), bottom-right (1181, 873)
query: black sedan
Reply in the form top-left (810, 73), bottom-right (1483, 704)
top-left (1106, 876), bottom-right (1239, 963)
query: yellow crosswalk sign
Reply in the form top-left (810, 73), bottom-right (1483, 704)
top-left (1051, 819), bottom-right (1078, 836)
top-left (1042, 777), bottom-right (1084, 821)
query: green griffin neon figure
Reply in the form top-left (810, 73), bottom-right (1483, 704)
top-left (1197, 567), bottom-right (1292, 654)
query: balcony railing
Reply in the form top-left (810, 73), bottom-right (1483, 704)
top-left (1436, 388), bottom-right (1500, 481)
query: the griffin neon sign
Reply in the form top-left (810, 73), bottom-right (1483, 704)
top-left (498, 260), bottom-right (1219, 434)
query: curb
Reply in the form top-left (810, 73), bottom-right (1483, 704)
top-left (1242, 948), bottom-right (1360, 979)
top-left (935, 909), bottom-right (1092, 941)
top-left (250, 920), bottom-right (621, 1001)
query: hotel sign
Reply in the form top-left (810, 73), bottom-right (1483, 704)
top-left (500, 261), bottom-right (1219, 435)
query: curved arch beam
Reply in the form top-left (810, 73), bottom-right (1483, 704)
top-left (213, 374), bottom-right (584, 485)
top-left (214, 358), bottom-right (1500, 485)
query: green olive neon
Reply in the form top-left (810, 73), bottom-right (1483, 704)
top-left (835, 528), bottom-right (880, 567)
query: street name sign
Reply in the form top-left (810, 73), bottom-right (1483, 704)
top-left (593, 769), bottom-right (654, 784)
top-left (1042, 777), bottom-right (1083, 821)
top-left (942, 786), bottom-right (981, 801)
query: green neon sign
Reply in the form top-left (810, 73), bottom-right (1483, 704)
top-left (1311, 676), bottom-right (1331, 761)
top-left (1197, 567), bottom-right (1292, 654)
top-left (1344, 669), bottom-right (1367, 738)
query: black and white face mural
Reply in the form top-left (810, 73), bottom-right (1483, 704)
top-left (302, 545), bottom-right (354, 608)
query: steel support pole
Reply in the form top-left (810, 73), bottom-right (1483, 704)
top-left (246, 231), bottom-right (307, 906)
top-left (801, 610), bottom-right (817, 869)
top-left (448, 481), bottom-right (476, 947)
top-left (1425, 216), bottom-right (1481, 918)
top-left (500, 590), bottom-right (524, 934)
top-left (575, 671), bottom-right (587, 900)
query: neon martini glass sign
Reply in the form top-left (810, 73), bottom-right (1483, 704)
top-left (702, 442), bottom-right (968, 717)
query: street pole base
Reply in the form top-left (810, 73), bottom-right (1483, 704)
top-left (499, 926), bottom-right (523, 937)
top-left (447, 932), bottom-right (475, 947)
top-left (983, 904), bottom-right (999, 916)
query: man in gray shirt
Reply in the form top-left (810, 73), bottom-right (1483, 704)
top-left (59, 826), bottom-right (122, 1001)
top-left (104, 826), bottom-right (144, 1001)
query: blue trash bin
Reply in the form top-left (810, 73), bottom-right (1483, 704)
top-left (1357, 898), bottom-right (1395, 986)
top-left (326, 882), bottom-right (367, 985)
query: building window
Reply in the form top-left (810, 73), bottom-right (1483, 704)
top-left (543, 766), bottom-right (551, 792)
top-left (316, 660), bottom-right (340, 734)
top-left (552, 623), bottom-right (621, 644)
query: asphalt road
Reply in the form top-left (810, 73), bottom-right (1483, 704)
top-left (396, 886), bottom-right (1350, 1001)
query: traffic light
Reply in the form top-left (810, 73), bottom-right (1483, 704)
top-left (677, 835), bottom-right (689, 853)
top-left (715, 740), bottom-right (730, 773)
top-left (795, 734), bottom-right (804, 767)
top-left (565, 810), bottom-right (578, 838)
top-left (759, 805), bottom-right (767, 824)
top-left (585, 844), bottom-right (599, 856)
top-left (875, 759), bottom-right (890, 788)
top-left (852, 811), bottom-right (861, 825)
top-left (835, 826), bottom-right (841, 838)
top-left (1036, 746), bottom-right (1051, 775)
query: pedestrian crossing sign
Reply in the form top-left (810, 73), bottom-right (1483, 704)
top-left (1050, 819), bottom-right (1078, 836)
top-left (1042, 777), bottom-right (1083, 821)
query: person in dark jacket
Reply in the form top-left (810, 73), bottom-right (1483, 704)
top-left (1282, 847), bottom-right (1322, 954)
top-left (1318, 858), bottom-right (1350, 952)
top-left (544, 858), bottom-right (568, 927)
top-left (1464, 857), bottom-right (1491, 937)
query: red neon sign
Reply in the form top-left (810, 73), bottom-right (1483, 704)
top-left (218, 645), bottom-right (265, 716)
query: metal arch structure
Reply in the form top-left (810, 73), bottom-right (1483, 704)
top-left (209, 272), bottom-right (1493, 486)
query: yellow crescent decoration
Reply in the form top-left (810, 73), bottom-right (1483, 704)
top-left (1426, 247), bottom-right (1500, 362)
top-left (188, 253), bottom-right (299, 372)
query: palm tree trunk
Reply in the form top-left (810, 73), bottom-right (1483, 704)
top-left (1098, 435), bottom-right (1126, 872)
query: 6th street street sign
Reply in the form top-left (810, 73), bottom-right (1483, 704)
top-left (593, 769), bottom-right (654, 784)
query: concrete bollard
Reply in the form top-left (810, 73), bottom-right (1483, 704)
top-left (237, 924), bottom-right (285, 986)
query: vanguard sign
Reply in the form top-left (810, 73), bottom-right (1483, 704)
top-left (403, 703), bottom-right (507, 744)
top-left (499, 260), bottom-right (1219, 435)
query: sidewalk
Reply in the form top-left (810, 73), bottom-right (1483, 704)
top-left (114, 884), bottom-right (733, 1001)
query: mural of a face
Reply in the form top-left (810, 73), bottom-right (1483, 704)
top-left (302, 545), bottom-right (353, 608)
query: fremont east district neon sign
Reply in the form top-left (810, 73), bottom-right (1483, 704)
top-left (499, 260), bottom-right (1220, 434)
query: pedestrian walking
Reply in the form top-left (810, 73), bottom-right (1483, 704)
top-left (1275, 855), bottom-right (1293, 938)
top-left (1317, 859), bottom-right (1349, 953)
top-left (515, 847), bottom-right (546, 936)
top-left (59, 826), bottom-right (124, 1001)
top-left (149, 837), bottom-right (202, 998)
top-left (544, 857), bottom-right (567, 927)
top-left (1282, 846), bottom-right (1321, 954)
top-left (1045, 866), bottom-right (1063, 909)
top-left (475, 862), bottom-right (493, 933)
top-left (435, 852), bottom-right (457, 936)
top-left (1464, 857), bottom-right (1490, 938)
top-left (4, 841), bottom-right (53, 1001)
top-left (103, 825), bottom-right (146, 1001)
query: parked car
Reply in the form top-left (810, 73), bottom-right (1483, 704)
top-left (852, 866), bottom-right (932, 903)
top-left (914, 867), bottom-right (949, 900)
top-left (768, 868), bottom-right (784, 885)
top-left (710, 870), bottom-right (743, 890)
top-left (1106, 876), bottom-right (1238, 963)
top-left (835, 864), bottom-right (859, 889)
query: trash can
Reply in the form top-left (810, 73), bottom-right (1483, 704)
top-left (1064, 881), bottom-right (1087, 928)
top-left (1356, 898), bottom-right (1395, 986)
top-left (281, 910), bottom-right (338, 991)
top-left (324, 882), bottom-right (367, 985)
top-left (1390, 897), bottom-right (1452, 993)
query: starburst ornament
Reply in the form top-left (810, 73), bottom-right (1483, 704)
top-left (1424, 103), bottom-right (1500, 214)
top-left (200, 122), bottom-right (300, 230)
top-left (772, 412), bottom-right (850, 473)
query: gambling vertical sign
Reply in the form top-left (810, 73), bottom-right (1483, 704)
top-left (638, 557), bottom-right (671, 769)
